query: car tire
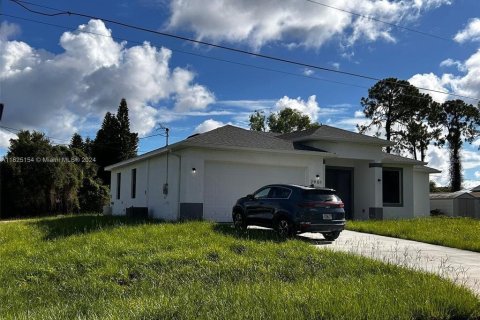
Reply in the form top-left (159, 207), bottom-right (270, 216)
top-left (275, 217), bottom-right (293, 238)
top-left (233, 212), bottom-right (247, 231)
top-left (322, 231), bottom-right (341, 241)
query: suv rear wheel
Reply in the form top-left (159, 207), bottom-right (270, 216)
top-left (322, 231), bottom-right (341, 241)
top-left (275, 218), bottom-right (293, 237)
top-left (233, 212), bottom-right (246, 231)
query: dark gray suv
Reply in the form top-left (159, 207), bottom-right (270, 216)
top-left (232, 184), bottom-right (345, 240)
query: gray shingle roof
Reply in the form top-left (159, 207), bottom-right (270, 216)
top-left (430, 191), bottom-right (475, 199)
top-left (182, 125), bottom-right (327, 152)
top-left (277, 125), bottom-right (393, 145)
top-left (382, 153), bottom-right (426, 165)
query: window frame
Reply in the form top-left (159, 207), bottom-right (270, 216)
top-left (382, 167), bottom-right (403, 207)
top-left (116, 172), bottom-right (121, 200)
top-left (131, 168), bottom-right (137, 199)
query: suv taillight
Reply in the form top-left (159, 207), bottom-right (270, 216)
top-left (298, 201), bottom-right (344, 208)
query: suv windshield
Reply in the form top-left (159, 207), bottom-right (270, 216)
top-left (302, 190), bottom-right (341, 202)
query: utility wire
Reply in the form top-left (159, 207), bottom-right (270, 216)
top-left (0, 124), bottom-right (164, 151)
top-left (3, 13), bottom-right (449, 104)
top-left (1, 17), bottom-right (472, 105)
top-left (305, 0), bottom-right (452, 42)
top-left (1, 13), bottom-right (370, 91)
top-left (9, 0), bottom-right (480, 101)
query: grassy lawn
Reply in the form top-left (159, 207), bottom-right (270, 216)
top-left (0, 215), bottom-right (478, 319)
top-left (347, 216), bottom-right (480, 252)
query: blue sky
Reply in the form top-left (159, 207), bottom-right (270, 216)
top-left (1, 0), bottom-right (480, 187)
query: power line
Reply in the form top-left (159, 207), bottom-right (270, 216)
top-left (1, 13), bottom-right (371, 91)
top-left (2, 13), bottom-right (447, 104)
top-left (9, 0), bottom-right (480, 101)
top-left (0, 124), bottom-right (165, 150)
top-left (305, 0), bottom-right (452, 42)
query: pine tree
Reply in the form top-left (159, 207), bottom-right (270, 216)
top-left (69, 133), bottom-right (84, 150)
top-left (92, 99), bottom-right (139, 185)
top-left (116, 98), bottom-right (138, 160)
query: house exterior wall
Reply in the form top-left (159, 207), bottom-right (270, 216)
top-left (110, 154), bottom-right (180, 220)
top-left (324, 158), bottom-right (379, 220)
top-left (382, 165), bottom-right (414, 219)
top-left (110, 161), bottom-right (148, 216)
top-left (108, 141), bottom-right (434, 221)
top-left (413, 170), bottom-right (430, 217)
top-left (178, 147), bottom-right (325, 221)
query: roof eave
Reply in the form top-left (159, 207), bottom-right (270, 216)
top-left (180, 142), bottom-right (337, 157)
top-left (414, 165), bottom-right (442, 174)
top-left (104, 142), bottom-right (184, 171)
top-left (290, 137), bottom-right (395, 146)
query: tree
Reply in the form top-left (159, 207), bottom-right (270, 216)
top-left (117, 98), bottom-right (138, 160)
top-left (249, 110), bottom-right (266, 131)
top-left (69, 133), bottom-right (84, 150)
top-left (92, 99), bottom-right (139, 185)
top-left (358, 78), bottom-right (425, 154)
top-left (431, 100), bottom-right (480, 191)
top-left (1, 131), bottom-right (83, 217)
top-left (395, 99), bottom-right (442, 161)
top-left (249, 107), bottom-right (319, 134)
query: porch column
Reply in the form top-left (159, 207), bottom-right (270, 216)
top-left (368, 162), bottom-right (383, 219)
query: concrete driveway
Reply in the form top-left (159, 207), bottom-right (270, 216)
top-left (301, 230), bottom-right (480, 297)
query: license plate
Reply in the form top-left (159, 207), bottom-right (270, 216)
top-left (323, 214), bottom-right (332, 220)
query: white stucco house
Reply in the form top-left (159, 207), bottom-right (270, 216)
top-left (105, 125), bottom-right (440, 222)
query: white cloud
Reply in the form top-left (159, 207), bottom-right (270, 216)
top-left (0, 21), bottom-right (21, 41)
top-left (218, 99), bottom-right (276, 111)
top-left (454, 18), bottom-right (480, 43)
top-left (303, 68), bottom-right (314, 76)
top-left (0, 19), bottom-right (215, 138)
top-left (166, 0), bottom-right (450, 50)
top-left (409, 48), bottom-right (480, 103)
top-left (475, 171), bottom-right (480, 178)
top-left (0, 130), bottom-right (16, 149)
top-left (426, 145), bottom-right (450, 186)
top-left (439, 58), bottom-right (466, 72)
top-left (274, 95), bottom-right (320, 121)
top-left (193, 119), bottom-right (230, 134)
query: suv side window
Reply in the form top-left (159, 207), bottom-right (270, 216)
top-left (270, 187), bottom-right (292, 199)
top-left (254, 187), bottom-right (271, 199)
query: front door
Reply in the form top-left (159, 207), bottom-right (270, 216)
top-left (325, 167), bottom-right (354, 219)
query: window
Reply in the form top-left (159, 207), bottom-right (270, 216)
top-left (254, 187), bottom-right (271, 199)
top-left (383, 168), bottom-right (402, 206)
top-left (270, 187), bottom-right (292, 199)
top-left (116, 172), bottom-right (121, 200)
top-left (131, 168), bottom-right (137, 199)
top-left (302, 190), bottom-right (341, 202)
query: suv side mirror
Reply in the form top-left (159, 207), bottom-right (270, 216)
top-left (247, 194), bottom-right (254, 200)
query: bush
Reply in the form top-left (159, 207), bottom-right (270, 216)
top-left (430, 209), bottom-right (445, 217)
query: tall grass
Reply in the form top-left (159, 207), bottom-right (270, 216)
top-left (0, 215), bottom-right (478, 319)
top-left (347, 216), bottom-right (480, 252)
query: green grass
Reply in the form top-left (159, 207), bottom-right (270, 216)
top-left (347, 216), bottom-right (480, 252)
top-left (0, 215), bottom-right (478, 319)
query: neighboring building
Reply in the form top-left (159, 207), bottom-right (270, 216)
top-left (105, 125), bottom-right (440, 222)
top-left (430, 191), bottom-right (479, 218)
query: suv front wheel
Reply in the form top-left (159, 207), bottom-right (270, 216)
top-left (275, 217), bottom-right (293, 238)
top-left (322, 231), bottom-right (341, 241)
top-left (233, 212), bottom-right (247, 231)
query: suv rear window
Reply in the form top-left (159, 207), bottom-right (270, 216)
top-left (302, 190), bottom-right (341, 202)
